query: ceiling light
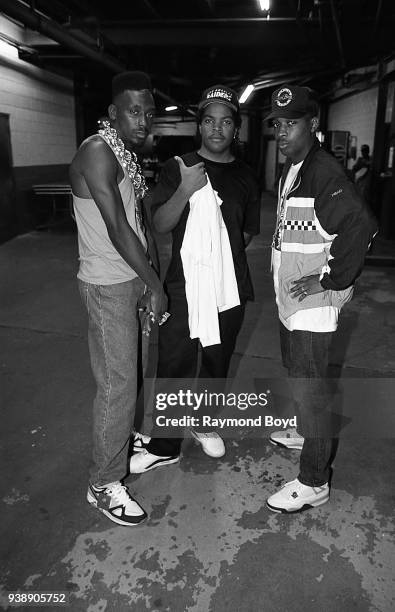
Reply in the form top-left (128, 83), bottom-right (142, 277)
top-left (165, 105), bottom-right (178, 111)
top-left (258, 0), bottom-right (270, 11)
top-left (239, 84), bottom-right (255, 104)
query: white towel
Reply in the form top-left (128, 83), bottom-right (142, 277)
top-left (180, 176), bottom-right (240, 347)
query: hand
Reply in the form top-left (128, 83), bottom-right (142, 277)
top-left (140, 310), bottom-right (153, 337)
top-left (290, 274), bottom-right (324, 302)
top-left (140, 306), bottom-right (170, 336)
top-left (175, 156), bottom-right (207, 199)
top-left (137, 289), bottom-right (151, 314)
top-left (138, 290), bottom-right (152, 336)
top-left (149, 287), bottom-right (168, 321)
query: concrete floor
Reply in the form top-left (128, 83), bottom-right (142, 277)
top-left (1, 195), bottom-right (395, 612)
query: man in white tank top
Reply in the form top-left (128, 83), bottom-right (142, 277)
top-left (70, 71), bottom-right (168, 527)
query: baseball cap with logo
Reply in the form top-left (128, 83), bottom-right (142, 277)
top-left (265, 85), bottom-right (319, 120)
top-left (198, 84), bottom-right (240, 113)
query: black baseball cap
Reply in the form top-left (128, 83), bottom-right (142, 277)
top-left (265, 85), bottom-right (319, 120)
top-left (198, 84), bottom-right (240, 113)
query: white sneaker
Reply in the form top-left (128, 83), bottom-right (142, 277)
top-left (269, 427), bottom-right (304, 450)
top-left (133, 432), bottom-right (151, 453)
top-left (87, 481), bottom-right (147, 526)
top-left (190, 430), bottom-right (225, 458)
top-left (266, 478), bottom-right (329, 513)
top-left (129, 449), bottom-right (179, 473)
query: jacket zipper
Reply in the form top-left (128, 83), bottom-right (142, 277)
top-left (271, 171), bottom-right (302, 272)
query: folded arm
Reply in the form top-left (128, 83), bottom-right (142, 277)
top-left (153, 156), bottom-right (207, 233)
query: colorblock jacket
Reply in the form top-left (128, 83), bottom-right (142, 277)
top-left (275, 138), bottom-right (377, 320)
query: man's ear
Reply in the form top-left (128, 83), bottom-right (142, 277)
top-left (311, 117), bottom-right (319, 132)
top-left (108, 104), bottom-right (117, 121)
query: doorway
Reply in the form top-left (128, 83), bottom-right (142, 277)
top-left (0, 113), bottom-right (16, 243)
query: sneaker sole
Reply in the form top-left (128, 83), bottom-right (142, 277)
top-left (198, 448), bottom-right (226, 458)
top-left (269, 438), bottom-right (303, 450)
top-left (87, 491), bottom-right (147, 526)
top-left (266, 495), bottom-right (329, 514)
top-left (130, 456), bottom-right (180, 474)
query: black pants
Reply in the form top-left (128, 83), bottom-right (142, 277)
top-left (279, 322), bottom-right (334, 486)
top-left (147, 290), bottom-right (245, 456)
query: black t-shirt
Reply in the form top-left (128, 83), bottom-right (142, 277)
top-left (151, 151), bottom-right (261, 302)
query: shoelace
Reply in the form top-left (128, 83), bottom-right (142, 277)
top-left (281, 479), bottom-right (300, 492)
top-left (106, 483), bottom-right (128, 503)
top-left (287, 481), bottom-right (326, 496)
top-left (290, 483), bottom-right (304, 499)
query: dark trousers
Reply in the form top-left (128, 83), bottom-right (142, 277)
top-left (279, 322), bottom-right (333, 486)
top-left (147, 290), bottom-right (245, 457)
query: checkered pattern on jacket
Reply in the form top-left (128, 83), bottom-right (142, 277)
top-left (283, 220), bottom-right (316, 231)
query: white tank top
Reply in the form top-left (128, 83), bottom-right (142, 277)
top-left (73, 137), bottom-right (147, 285)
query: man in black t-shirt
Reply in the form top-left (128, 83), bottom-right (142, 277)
top-left (129, 85), bottom-right (261, 473)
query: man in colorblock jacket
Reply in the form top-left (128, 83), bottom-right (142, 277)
top-left (265, 84), bottom-right (377, 513)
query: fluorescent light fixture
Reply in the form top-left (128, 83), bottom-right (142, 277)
top-left (0, 39), bottom-right (19, 60)
top-left (258, 0), bottom-right (270, 10)
top-left (239, 84), bottom-right (255, 104)
top-left (165, 105), bottom-right (178, 111)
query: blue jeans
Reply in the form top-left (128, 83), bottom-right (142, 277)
top-left (279, 322), bottom-right (333, 486)
top-left (79, 277), bottom-right (148, 486)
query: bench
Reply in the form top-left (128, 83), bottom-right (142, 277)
top-left (32, 183), bottom-right (75, 227)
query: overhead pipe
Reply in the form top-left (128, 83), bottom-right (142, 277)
top-left (0, 0), bottom-right (125, 72)
top-left (101, 17), bottom-right (319, 27)
top-left (253, 74), bottom-right (309, 90)
top-left (329, 0), bottom-right (346, 69)
top-left (371, 0), bottom-right (383, 43)
top-left (0, 0), bottom-right (185, 109)
top-left (314, 0), bottom-right (324, 41)
top-left (141, 0), bottom-right (161, 19)
top-left (252, 65), bottom-right (345, 91)
top-left (289, 0), bottom-right (314, 52)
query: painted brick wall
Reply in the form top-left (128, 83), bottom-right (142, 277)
top-left (327, 87), bottom-right (378, 165)
top-left (0, 62), bottom-right (76, 167)
top-left (0, 54), bottom-right (77, 239)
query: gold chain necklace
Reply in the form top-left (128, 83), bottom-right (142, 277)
top-left (98, 120), bottom-right (148, 200)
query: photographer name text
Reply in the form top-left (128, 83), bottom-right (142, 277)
top-left (155, 415), bottom-right (297, 429)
